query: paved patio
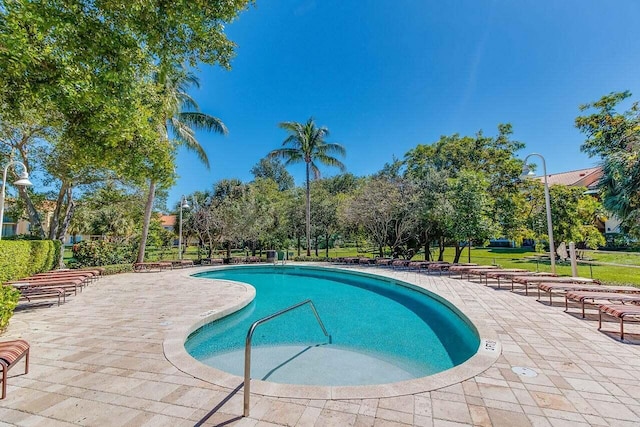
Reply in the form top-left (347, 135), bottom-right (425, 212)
top-left (1, 264), bottom-right (639, 426)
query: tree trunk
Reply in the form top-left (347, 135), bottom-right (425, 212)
top-left (48, 182), bottom-right (68, 240)
top-left (453, 242), bottom-right (464, 263)
top-left (424, 231), bottom-right (431, 261)
top-left (305, 162), bottom-right (311, 256)
top-left (468, 238), bottom-right (471, 263)
top-left (137, 180), bottom-right (156, 263)
top-left (17, 187), bottom-right (45, 238)
top-left (325, 233), bottom-right (329, 258)
top-left (297, 235), bottom-right (301, 256)
top-left (225, 241), bottom-right (231, 259)
top-left (56, 194), bottom-right (76, 268)
top-left (379, 245), bottom-right (383, 258)
top-left (438, 236), bottom-right (445, 261)
top-left (314, 235), bottom-right (318, 257)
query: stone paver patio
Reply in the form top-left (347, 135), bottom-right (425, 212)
top-left (1, 264), bottom-right (639, 426)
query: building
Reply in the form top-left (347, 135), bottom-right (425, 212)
top-left (536, 166), bottom-right (621, 233)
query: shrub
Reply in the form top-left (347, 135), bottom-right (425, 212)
top-left (72, 241), bottom-right (135, 267)
top-left (0, 286), bottom-right (20, 332)
top-left (101, 264), bottom-right (134, 275)
top-left (0, 241), bottom-right (32, 283)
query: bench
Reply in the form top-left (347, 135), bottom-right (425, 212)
top-left (0, 339), bottom-right (29, 399)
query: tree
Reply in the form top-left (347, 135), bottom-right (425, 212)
top-left (446, 172), bottom-right (495, 263)
top-left (404, 125), bottom-right (524, 256)
top-left (268, 118), bottom-right (346, 256)
top-left (0, 0), bottom-right (252, 164)
top-left (250, 157), bottom-right (294, 191)
top-left (342, 176), bottom-right (418, 258)
top-left (137, 65), bottom-right (228, 263)
top-left (576, 91), bottom-right (640, 236)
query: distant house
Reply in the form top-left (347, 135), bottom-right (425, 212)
top-left (536, 166), bottom-right (621, 233)
top-left (160, 214), bottom-right (176, 232)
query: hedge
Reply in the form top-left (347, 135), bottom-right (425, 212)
top-left (0, 240), bottom-right (61, 283)
top-left (0, 285), bottom-right (20, 332)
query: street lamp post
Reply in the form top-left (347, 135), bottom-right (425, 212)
top-left (521, 153), bottom-right (556, 274)
top-left (0, 161), bottom-right (33, 240)
top-left (178, 196), bottom-right (190, 260)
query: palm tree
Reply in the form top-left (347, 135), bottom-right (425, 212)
top-left (137, 65), bottom-right (228, 263)
top-left (268, 118), bottom-right (346, 256)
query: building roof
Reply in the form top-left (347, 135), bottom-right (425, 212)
top-left (160, 214), bottom-right (176, 227)
top-left (536, 166), bottom-right (602, 190)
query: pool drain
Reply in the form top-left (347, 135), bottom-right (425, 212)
top-left (511, 366), bottom-right (538, 377)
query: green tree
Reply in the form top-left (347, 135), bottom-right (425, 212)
top-left (137, 65), bottom-right (228, 262)
top-left (0, 0), bottom-right (251, 164)
top-left (250, 157), bottom-right (294, 191)
top-left (575, 91), bottom-right (640, 236)
top-left (446, 172), bottom-right (495, 263)
top-left (268, 118), bottom-right (346, 256)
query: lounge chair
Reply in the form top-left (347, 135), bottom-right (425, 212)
top-left (484, 271), bottom-right (555, 289)
top-left (510, 276), bottom-right (599, 296)
top-left (133, 261), bottom-right (172, 272)
top-left (598, 304), bottom-right (640, 340)
top-left (565, 290), bottom-right (640, 318)
top-left (447, 264), bottom-right (496, 279)
top-left (17, 286), bottom-right (66, 306)
top-left (0, 339), bottom-right (29, 399)
top-left (466, 268), bottom-right (528, 284)
top-left (6, 277), bottom-right (83, 295)
top-left (427, 262), bottom-right (454, 275)
top-left (374, 258), bottom-right (393, 267)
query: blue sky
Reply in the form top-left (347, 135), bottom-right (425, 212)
top-left (170, 0), bottom-right (640, 207)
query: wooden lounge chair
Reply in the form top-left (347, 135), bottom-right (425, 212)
top-left (133, 261), bottom-right (172, 272)
top-left (17, 286), bottom-right (65, 306)
top-left (484, 271), bottom-right (555, 289)
top-left (374, 258), bottom-right (393, 266)
top-left (6, 277), bottom-right (83, 295)
top-left (565, 290), bottom-right (640, 318)
top-left (510, 276), bottom-right (599, 296)
top-left (534, 282), bottom-right (637, 305)
top-left (467, 268), bottom-right (528, 284)
top-left (598, 304), bottom-right (640, 340)
top-left (447, 264), bottom-right (496, 279)
top-left (0, 339), bottom-right (29, 399)
top-left (427, 262), bottom-right (453, 275)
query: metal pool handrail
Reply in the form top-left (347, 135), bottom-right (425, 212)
top-left (243, 299), bottom-right (331, 417)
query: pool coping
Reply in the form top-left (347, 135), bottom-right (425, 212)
top-left (163, 263), bottom-right (501, 400)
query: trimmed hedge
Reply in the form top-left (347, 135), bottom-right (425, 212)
top-left (0, 285), bottom-right (20, 332)
top-left (0, 239), bottom-right (59, 332)
top-left (71, 241), bottom-right (135, 267)
top-left (101, 264), bottom-right (134, 275)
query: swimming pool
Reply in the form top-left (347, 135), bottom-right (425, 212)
top-left (186, 265), bottom-right (480, 386)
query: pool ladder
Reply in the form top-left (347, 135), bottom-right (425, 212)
top-left (244, 299), bottom-right (331, 417)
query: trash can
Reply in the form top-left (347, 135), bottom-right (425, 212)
top-left (266, 250), bottom-right (277, 263)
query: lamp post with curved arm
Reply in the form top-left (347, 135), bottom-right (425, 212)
top-left (0, 161), bottom-right (33, 240)
top-left (521, 153), bottom-right (556, 274)
top-left (178, 196), bottom-right (190, 260)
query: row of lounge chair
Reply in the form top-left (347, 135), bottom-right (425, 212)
top-left (3, 268), bottom-right (104, 307)
top-left (448, 264), bottom-right (640, 341)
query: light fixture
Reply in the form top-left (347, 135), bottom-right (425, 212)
top-left (521, 153), bottom-right (555, 274)
top-left (0, 161), bottom-right (33, 240)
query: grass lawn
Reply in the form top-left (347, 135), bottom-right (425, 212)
top-left (63, 244), bottom-right (640, 287)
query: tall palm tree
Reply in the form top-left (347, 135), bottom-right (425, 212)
top-left (137, 65), bottom-right (228, 263)
top-left (268, 118), bottom-right (346, 256)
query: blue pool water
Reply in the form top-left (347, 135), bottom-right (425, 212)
top-left (186, 266), bottom-right (480, 386)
